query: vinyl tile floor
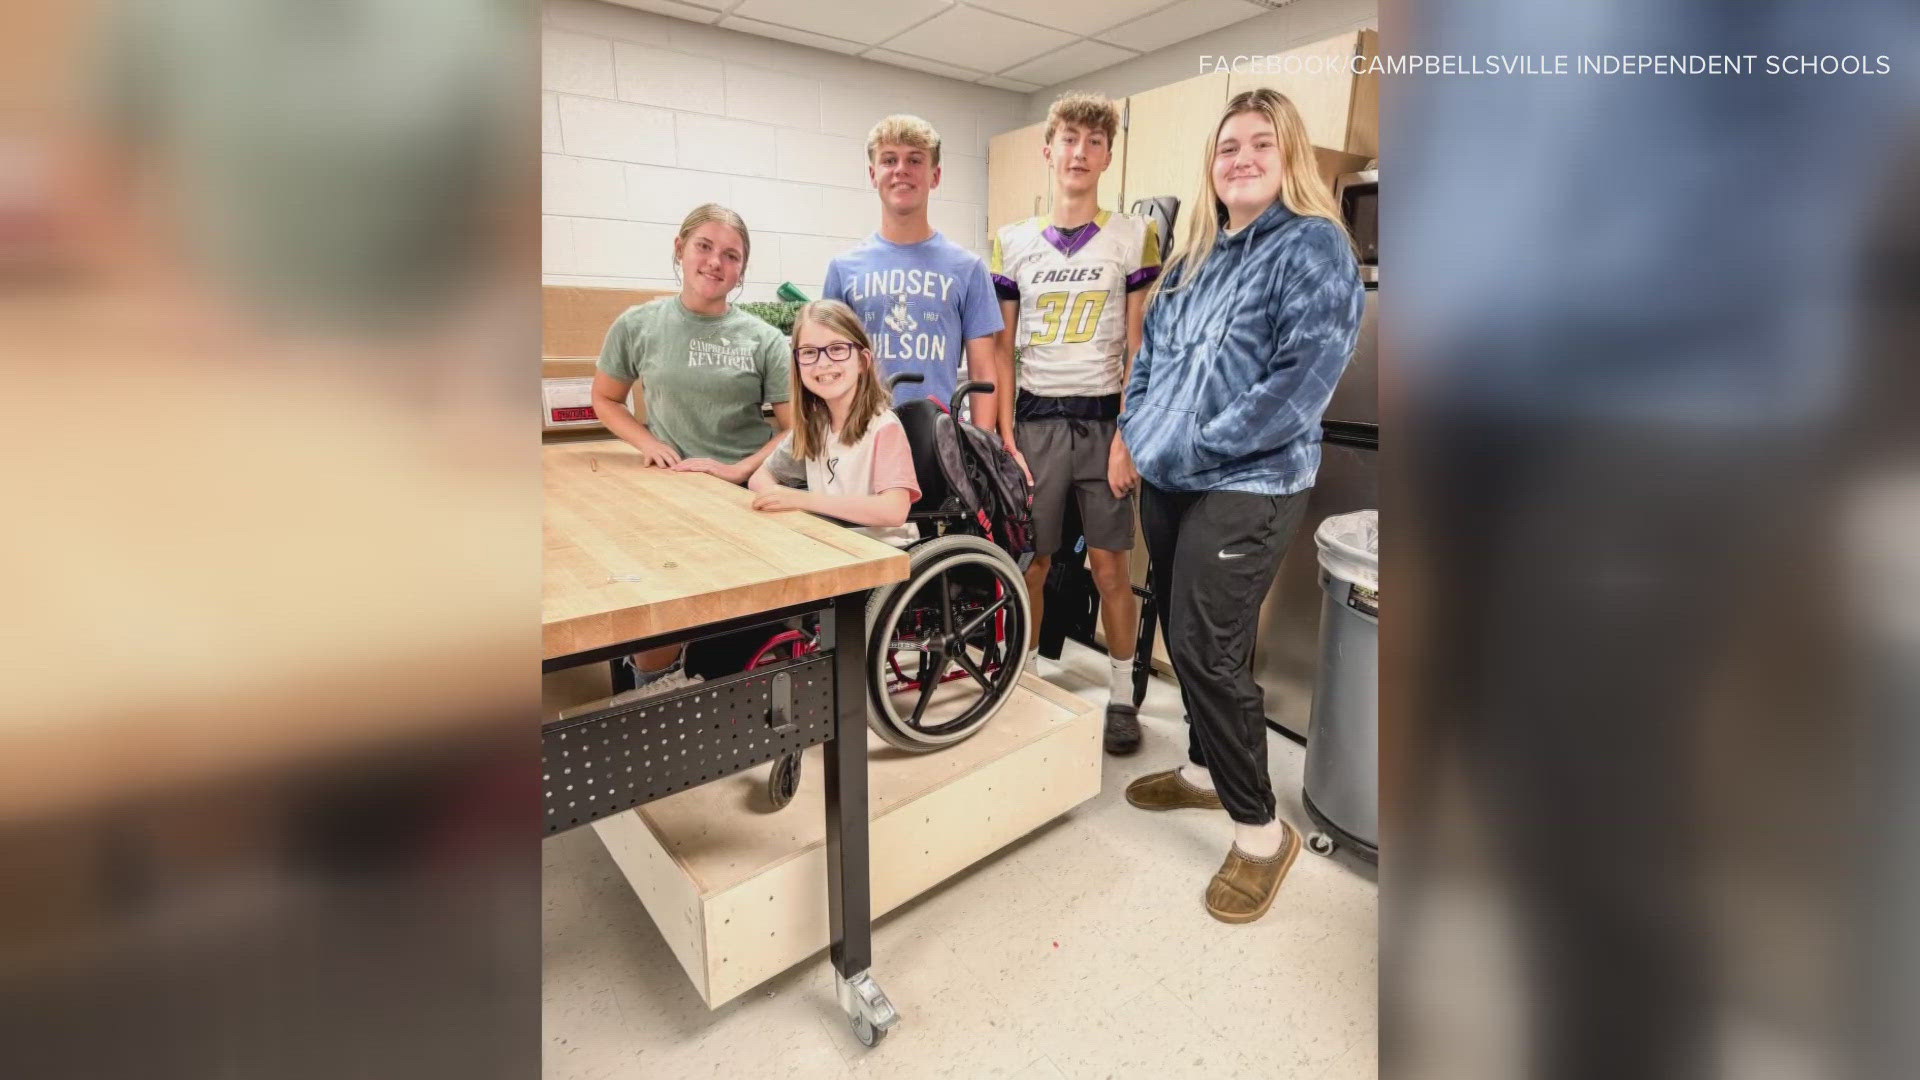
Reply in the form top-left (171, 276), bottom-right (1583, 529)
top-left (543, 639), bottom-right (1377, 1079)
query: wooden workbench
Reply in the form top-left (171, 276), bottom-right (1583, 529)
top-left (543, 439), bottom-right (908, 660)
top-left (541, 436), bottom-right (910, 1044)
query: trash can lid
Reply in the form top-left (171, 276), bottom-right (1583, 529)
top-left (1315, 509), bottom-right (1378, 590)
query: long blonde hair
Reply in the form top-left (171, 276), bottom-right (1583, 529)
top-left (1152, 89), bottom-right (1349, 302)
top-left (672, 203), bottom-right (752, 283)
top-left (788, 300), bottom-right (890, 461)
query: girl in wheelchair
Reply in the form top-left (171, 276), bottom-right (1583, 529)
top-left (747, 300), bottom-right (920, 547)
top-left (586, 301), bottom-right (1036, 808)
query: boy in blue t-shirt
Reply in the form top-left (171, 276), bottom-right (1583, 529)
top-left (824, 115), bottom-right (1004, 431)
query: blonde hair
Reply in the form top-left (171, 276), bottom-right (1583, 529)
top-left (1152, 89), bottom-right (1349, 302)
top-left (788, 300), bottom-right (890, 461)
top-left (1044, 92), bottom-right (1120, 146)
top-left (673, 203), bottom-right (752, 277)
top-left (865, 115), bottom-right (942, 168)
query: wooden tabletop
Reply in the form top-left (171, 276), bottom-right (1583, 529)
top-left (544, 439), bottom-right (910, 660)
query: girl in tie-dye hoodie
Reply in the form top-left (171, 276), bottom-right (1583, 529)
top-left (1117, 89), bottom-right (1363, 926)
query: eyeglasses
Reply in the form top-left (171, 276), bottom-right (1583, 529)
top-left (794, 341), bottom-right (858, 365)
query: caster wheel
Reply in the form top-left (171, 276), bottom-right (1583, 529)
top-left (1307, 832), bottom-right (1336, 857)
top-left (852, 1014), bottom-right (886, 1047)
top-left (766, 752), bottom-right (801, 811)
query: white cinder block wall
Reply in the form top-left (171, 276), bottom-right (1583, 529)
top-left (542, 0), bottom-right (1030, 303)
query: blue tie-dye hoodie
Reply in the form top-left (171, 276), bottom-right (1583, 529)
top-left (1119, 201), bottom-right (1363, 495)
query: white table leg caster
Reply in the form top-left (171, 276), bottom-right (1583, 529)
top-left (837, 969), bottom-right (898, 1048)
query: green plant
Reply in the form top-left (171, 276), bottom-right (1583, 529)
top-left (738, 300), bottom-right (800, 336)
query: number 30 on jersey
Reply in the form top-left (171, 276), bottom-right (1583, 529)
top-left (1030, 290), bottom-right (1109, 346)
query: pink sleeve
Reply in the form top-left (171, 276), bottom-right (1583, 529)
top-left (868, 423), bottom-right (922, 503)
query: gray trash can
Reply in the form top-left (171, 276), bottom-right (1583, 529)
top-left (1303, 509), bottom-right (1378, 862)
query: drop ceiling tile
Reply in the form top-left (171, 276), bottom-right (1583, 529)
top-left (602, 0), bottom-right (725, 23)
top-left (863, 49), bottom-right (990, 85)
top-left (1098, 0), bottom-right (1267, 53)
top-left (964, 0), bottom-right (1172, 38)
top-left (999, 39), bottom-right (1137, 87)
top-left (879, 7), bottom-right (1075, 76)
top-left (729, 0), bottom-right (951, 47)
top-left (979, 75), bottom-right (1043, 93)
top-left (717, 16), bottom-right (866, 55)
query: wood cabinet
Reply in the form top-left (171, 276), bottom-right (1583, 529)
top-left (986, 121), bottom-right (1051, 237)
top-left (1227, 28), bottom-right (1379, 160)
top-left (1100, 107), bottom-right (1127, 211)
top-left (1117, 70), bottom-right (1229, 210)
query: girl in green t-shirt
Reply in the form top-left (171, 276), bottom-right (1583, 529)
top-left (591, 203), bottom-right (793, 485)
top-left (589, 203), bottom-right (795, 697)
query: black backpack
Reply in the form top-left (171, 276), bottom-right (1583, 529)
top-left (933, 411), bottom-right (1034, 565)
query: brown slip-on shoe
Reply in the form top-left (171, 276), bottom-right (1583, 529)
top-left (1204, 823), bottom-right (1302, 924)
top-left (1124, 769), bottom-right (1224, 812)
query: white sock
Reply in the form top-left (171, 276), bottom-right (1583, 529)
top-left (634, 662), bottom-right (680, 687)
top-left (1024, 651), bottom-right (1040, 678)
top-left (1108, 656), bottom-right (1133, 702)
top-left (1179, 764), bottom-right (1215, 791)
top-left (1234, 819), bottom-right (1287, 859)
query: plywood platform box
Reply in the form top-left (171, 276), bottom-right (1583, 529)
top-left (591, 677), bottom-right (1102, 1008)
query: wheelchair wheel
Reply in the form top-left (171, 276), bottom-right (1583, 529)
top-left (865, 534), bottom-right (1031, 751)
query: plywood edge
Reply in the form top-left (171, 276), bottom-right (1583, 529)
top-left (592, 810), bottom-right (708, 1002)
top-left (1013, 672), bottom-right (1102, 716)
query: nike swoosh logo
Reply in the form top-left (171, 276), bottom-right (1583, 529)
top-left (1218, 550), bottom-right (1249, 560)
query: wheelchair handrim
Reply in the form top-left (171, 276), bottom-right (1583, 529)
top-left (867, 546), bottom-right (1028, 748)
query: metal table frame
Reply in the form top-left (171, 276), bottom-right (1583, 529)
top-left (541, 589), bottom-right (898, 1045)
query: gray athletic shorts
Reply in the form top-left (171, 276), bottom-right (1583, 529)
top-left (1015, 417), bottom-right (1135, 556)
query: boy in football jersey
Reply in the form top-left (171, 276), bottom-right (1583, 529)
top-left (825, 115), bottom-right (1003, 431)
top-left (991, 93), bottom-right (1161, 754)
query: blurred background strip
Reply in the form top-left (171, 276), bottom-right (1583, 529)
top-left (0, 1), bottom-right (541, 1077)
top-left (1383, 1), bottom-right (1919, 1078)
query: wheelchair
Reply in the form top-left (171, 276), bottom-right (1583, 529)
top-left (754, 374), bottom-right (1034, 809)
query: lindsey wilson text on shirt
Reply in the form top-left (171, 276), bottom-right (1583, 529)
top-left (841, 268), bottom-right (961, 366)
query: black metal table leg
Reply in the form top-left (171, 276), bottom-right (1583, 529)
top-left (823, 588), bottom-right (870, 977)
top-left (1132, 577), bottom-right (1157, 707)
top-left (821, 588), bottom-right (896, 1045)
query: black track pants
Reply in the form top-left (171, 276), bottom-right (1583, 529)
top-left (1140, 482), bottom-right (1310, 825)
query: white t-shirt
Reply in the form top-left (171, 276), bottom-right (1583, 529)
top-left (764, 409), bottom-right (922, 547)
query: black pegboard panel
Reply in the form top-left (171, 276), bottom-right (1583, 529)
top-left (541, 656), bottom-right (835, 835)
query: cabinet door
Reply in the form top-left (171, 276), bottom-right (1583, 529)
top-left (1227, 30), bottom-right (1370, 155)
top-left (1119, 71), bottom-right (1229, 214)
top-left (1100, 100), bottom-right (1127, 211)
top-left (987, 121), bottom-right (1050, 237)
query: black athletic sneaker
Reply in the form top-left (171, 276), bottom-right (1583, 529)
top-left (1104, 701), bottom-right (1142, 755)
